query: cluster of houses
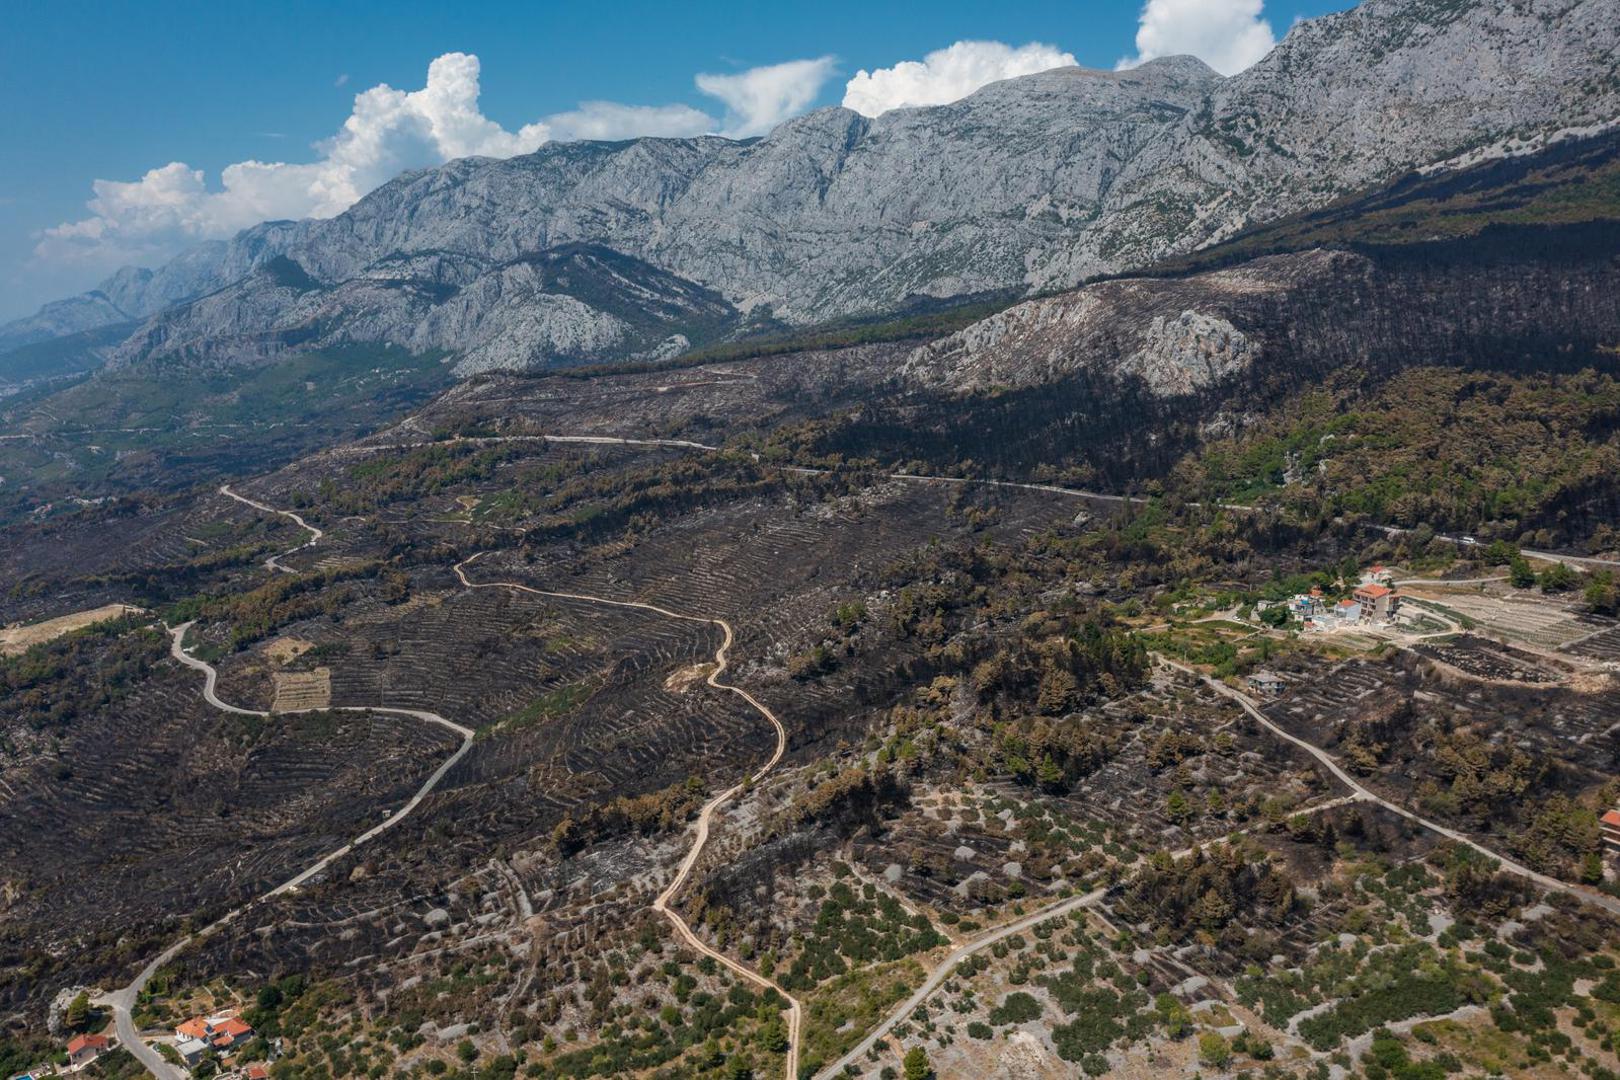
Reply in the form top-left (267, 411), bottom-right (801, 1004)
top-left (1257, 567), bottom-right (1402, 633)
top-left (174, 1013), bottom-right (256, 1067)
top-left (7, 1003), bottom-right (264, 1080)
top-left (12, 1009), bottom-right (263, 1080)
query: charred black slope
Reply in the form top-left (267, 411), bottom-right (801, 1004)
top-left (828, 134), bottom-right (1620, 490)
top-left (832, 222), bottom-right (1620, 489)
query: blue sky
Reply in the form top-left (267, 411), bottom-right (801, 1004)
top-left (0, 0), bottom-right (1346, 320)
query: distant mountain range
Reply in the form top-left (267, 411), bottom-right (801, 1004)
top-left (4, 0), bottom-right (1618, 380)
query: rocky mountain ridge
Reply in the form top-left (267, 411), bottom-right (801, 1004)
top-left (7, 0), bottom-right (1619, 375)
top-left (0, 222), bottom-right (303, 359)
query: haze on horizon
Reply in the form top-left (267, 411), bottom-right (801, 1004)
top-left (0, 0), bottom-right (1343, 321)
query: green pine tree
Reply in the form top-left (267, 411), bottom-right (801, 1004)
top-left (903, 1047), bottom-right (934, 1080)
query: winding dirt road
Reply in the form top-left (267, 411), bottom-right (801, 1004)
top-left (100, 625), bottom-right (473, 1079)
top-left (1158, 655), bottom-right (1620, 918)
top-left (211, 480), bottom-right (803, 1076)
top-left (220, 484), bottom-right (324, 573)
top-left (455, 553), bottom-right (803, 1079)
top-left (815, 646), bottom-right (1620, 1077)
top-left (813, 886), bottom-right (1107, 1078)
top-left (187, 437), bottom-right (1620, 1080)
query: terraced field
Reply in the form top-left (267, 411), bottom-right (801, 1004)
top-left (0, 643), bottom-right (460, 1005)
top-left (8, 354), bottom-right (1620, 1080)
top-left (1408, 588), bottom-right (1597, 648)
top-left (1567, 619), bottom-right (1620, 663)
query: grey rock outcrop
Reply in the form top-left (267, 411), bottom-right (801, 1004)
top-left (902, 230), bottom-right (1620, 399)
top-left (0, 293), bottom-right (132, 355)
top-left (902, 249), bottom-right (1360, 394)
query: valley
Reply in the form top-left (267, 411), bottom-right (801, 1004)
top-left (6, 339), bottom-right (1620, 1079)
top-left (5, 2), bottom-right (1620, 1078)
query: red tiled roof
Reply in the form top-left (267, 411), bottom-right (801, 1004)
top-left (67, 1034), bottom-right (109, 1054)
top-left (177, 1018), bottom-right (211, 1039)
top-left (1356, 583), bottom-right (1393, 599)
top-left (1602, 809), bottom-right (1620, 827)
top-left (215, 1018), bottom-right (253, 1037)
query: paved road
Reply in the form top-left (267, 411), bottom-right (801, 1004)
top-left (220, 484), bottom-right (325, 573)
top-left (98, 626), bottom-right (473, 1076)
top-left (1520, 548), bottom-right (1620, 571)
top-left (455, 554), bottom-right (803, 1080)
top-left (1159, 656), bottom-right (1620, 918)
top-left (1376, 524), bottom-right (1620, 572)
top-left (886, 472), bottom-right (1139, 505)
top-left (325, 432), bottom-right (726, 460)
top-left (311, 431), bottom-right (1150, 514)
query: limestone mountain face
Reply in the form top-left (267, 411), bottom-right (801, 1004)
top-left (111, 245), bottom-right (738, 374)
top-left (9, 0), bottom-right (1617, 374)
top-left (0, 221), bottom-right (307, 358)
top-left (1025, 0), bottom-right (1620, 291)
top-left (0, 292), bottom-right (131, 356)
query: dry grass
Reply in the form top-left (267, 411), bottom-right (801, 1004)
top-left (663, 663), bottom-right (715, 693)
top-left (0, 603), bottom-right (143, 657)
top-left (263, 636), bottom-right (315, 666)
top-left (273, 667), bottom-right (332, 711)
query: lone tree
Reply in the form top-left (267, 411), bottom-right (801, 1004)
top-left (1509, 555), bottom-right (1537, 589)
top-left (903, 1047), bottom-right (934, 1080)
top-left (1198, 1031), bottom-right (1233, 1068)
top-left (1585, 570), bottom-right (1618, 615)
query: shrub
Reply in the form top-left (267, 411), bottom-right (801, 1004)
top-left (988, 992), bottom-right (1042, 1026)
top-left (1198, 1032), bottom-right (1232, 1068)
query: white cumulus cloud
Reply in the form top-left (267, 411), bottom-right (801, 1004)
top-left (841, 40), bottom-right (1077, 118)
top-left (695, 57), bottom-right (838, 138)
top-left (35, 52), bottom-right (716, 274)
top-left (541, 101), bottom-right (714, 143)
top-left (1116, 0), bottom-right (1276, 77)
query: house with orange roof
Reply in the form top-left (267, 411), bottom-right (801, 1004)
top-left (1353, 581), bottom-right (1398, 620)
top-left (65, 1033), bottom-right (114, 1070)
top-left (210, 1017), bottom-right (254, 1050)
top-left (1602, 808), bottom-right (1620, 857)
top-left (176, 1017), bottom-right (212, 1042)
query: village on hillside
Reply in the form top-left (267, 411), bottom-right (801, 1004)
top-left (9, 1004), bottom-right (269, 1080)
top-left (1140, 548), bottom-right (1620, 879)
